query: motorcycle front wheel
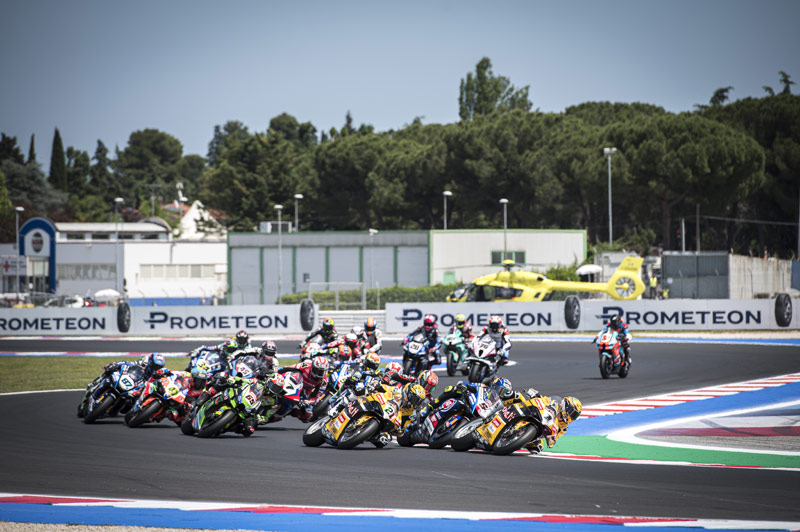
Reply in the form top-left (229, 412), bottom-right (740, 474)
top-left (599, 356), bottom-right (612, 379)
top-left (468, 363), bottom-right (484, 384)
top-left (180, 416), bottom-right (196, 435)
top-left (428, 417), bottom-right (467, 449)
top-left (196, 409), bottom-right (236, 438)
top-left (446, 353), bottom-right (457, 377)
top-left (492, 421), bottom-right (537, 456)
top-left (450, 418), bottom-right (482, 452)
top-left (337, 417), bottom-right (381, 450)
top-left (302, 417), bottom-right (328, 447)
top-left (126, 400), bottom-right (162, 428)
top-left (83, 394), bottom-right (115, 424)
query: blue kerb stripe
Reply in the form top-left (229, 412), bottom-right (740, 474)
top-left (570, 382), bottom-right (800, 436)
top-left (0, 504), bottom-right (772, 532)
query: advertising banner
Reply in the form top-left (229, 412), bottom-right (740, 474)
top-left (385, 296), bottom-right (798, 333)
top-left (0, 300), bottom-right (318, 336)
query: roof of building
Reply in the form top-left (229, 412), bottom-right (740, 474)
top-left (56, 222), bottom-right (170, 233)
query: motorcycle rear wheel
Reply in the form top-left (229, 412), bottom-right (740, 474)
top-left (619, 355), bottom-right (631, 378)
top-left (396, 431), bottom-right (414, 447)
top-left (429, 417), bottom-right (467, 449)
top-left (180, 416), bottom-right (195, 435)
top-left (311, 394), bottom-right (330, 421)
top-left (337, 417), bottom-right (380, 450)
top-left (126, 400), bottom-right (162, 428)
top-left (196, 409), bottom-right (236, 438)
top-left (492, 421), bottom-right (537, 456)
top-left (302, 417), bottom-right (327, 447)
top-left (83, 395), bottom-right (115, 424)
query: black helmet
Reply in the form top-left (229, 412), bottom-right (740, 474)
top-left (235, 330), bottom-right (249, 348)
top-left (609, 315), bottom-right (620, 330)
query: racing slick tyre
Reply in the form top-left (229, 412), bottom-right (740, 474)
top-left (300, 299), bottom-right (315, 331)
top-left (428, 417), bottom-right (468, 449)
top-left (83, 394), bottom-right (115, 424)
top-left (337, 417), bottom-right (381, 450)
top-left (599, 357), bottom-right (612, 379)
top-left (180, 416), bottom-right (196, 435)
top-left (126, 400), bottom-right (162, 428)
top-left (775, 293), bottom-right (792, 328)
top-left (196, 409), bottom-right (236, 438)
top-left (618, 355), bottom-right (631, 378)
top-left (446, 353), bottom-right (457, 377)
top-left (396, 431), bottom-right (414, 447)
top-left (116, 302), bottom-right (131, 333)
top-left (450, 418), bottom-right (482, 452)
top-left (492, 422), bottom-right (537, 456)
top-left (403, 359), bottom-right (415, 377)
top-left (311, 395), bottom-right (330, 421)
top-left (303, 417), bottom-right (327, 447)
top-left (564, 296), bottom-right (581, 330)
top-left (468, 363), bottom-right (484, 384)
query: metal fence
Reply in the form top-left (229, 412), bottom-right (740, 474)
top-left (662, 252), bottom-right (729, 299)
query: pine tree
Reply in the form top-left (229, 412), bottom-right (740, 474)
top-left (49, 128), bottom-right (66, 190)
top-left (27, 134), bottom-right (36, 164)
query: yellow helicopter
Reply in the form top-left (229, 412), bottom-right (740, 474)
top-left (445, 256), bottom-right (645, 302)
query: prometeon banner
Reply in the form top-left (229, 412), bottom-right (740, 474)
top-left (384, 296), bottom-right (798, 333)
top-left (0, 301), bottom-right (317, 336)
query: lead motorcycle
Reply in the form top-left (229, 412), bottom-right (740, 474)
top-left (596, 329), bottom-right (631, 378)
top-left (79, 364), bottom-right (146, 424)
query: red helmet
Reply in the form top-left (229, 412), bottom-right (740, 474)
top-left (423, 314), bottom-right (437, 333)
top-left (488, 315), bottom-right (503, 333)
top-left (416, 370), bottom-right (438, 394)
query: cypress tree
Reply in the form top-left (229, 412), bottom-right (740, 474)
top-left (49, 128), bottom-right (66, 190)
top-left (27, 134), bottom-right (36, 164)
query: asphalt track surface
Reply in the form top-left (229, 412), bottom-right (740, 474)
top-left (1, 339), bottom-right (799, 521)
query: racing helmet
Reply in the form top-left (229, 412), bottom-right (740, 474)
top-left (235, 330), bottom-right (249, 348)
top-left (490, 376), bottom-right (514, 400)
top-left (561, 396), bottom-right (582, 423)
top-left (488, 315), bottom-right (503, 333)
top-left (385, 361), bottom-right (403, 374)
top-left (351, 326), bottom-right (364, 338)
top-left (344, 332), bottom-right (359, 349)
top-left (455, 313), bottom-right (467, 330)
top-left (310, 355), bottom-right (329, 380)
top-left (337, 345), bottom-right (353, 362)
top-left (364, 317), bottom-right (377, 334)
top-left (416, 370), bottom-right (438, 394)
top-left (267, 373), bottom-right (285, 396)
top-left (423, 314), bottom-right (437, 333)
top-left (190, 367), bottom-right (210, 389)
top-left (609, 315), bottom-right (621, 330)
top-left (363, 352), bottom-right (380, 371)
top-left (261, 340), bottom-right (277, 357)
top-left (145, 353), bottom-right (166, 372)
top-left (403, 383), bottom-right (427, 408)
top-left (321, 317), bottom-right (335, 333)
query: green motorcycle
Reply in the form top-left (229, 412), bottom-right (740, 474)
top-left (190, 378), bottom-right (267, 438)
top-left (444, 330), bottom-right (471, 377)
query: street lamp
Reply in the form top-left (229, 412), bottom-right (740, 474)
top-left (603, 147), bottom-right (617, 244)
top-left (499, 198), bottom-right (509, 261)
top-left (368, 229), bottom-right (379, 292)
top-left (274, 204), bottom-right (283, 304)
top-left (114, 197), bottom-right (124, 294)
top-left (15, 206), bottom-right (23, 300)
top-left (293, 193), bottom-right (303, 232)
top-left (442, 190), bottom-right (452, 230)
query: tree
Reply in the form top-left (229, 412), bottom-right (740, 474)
top-left (65, 147), bottom-right (90, 195)
top-left (0, 133), bottom-right (24, 164)
top-left (207, 121), bottom-right (250, 167)
top-left (458, 57), bottom-right (532, 121)
top-left (27, 134), bottom-right (36, 164)
top-left (114, 129), bottom-right (184, 208)
top-left (763, 86), bottom-right (775, 97)
top-left (779, 71), bottom-right (795, 94)
top-left (88, 140), bottom-right (114, 199)
top-left (3, 159), bottom-right (67, 213)
top-left (710, 86), bottom-right (734, 106)
top-left (49, 128), bottom-right (66, 190)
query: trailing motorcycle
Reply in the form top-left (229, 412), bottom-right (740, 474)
top-left (465, 334), bottom-right (500, 383)
top-left (125, 372), bottom-right (190, 428)
top-left (444, 330), bottom-right (471, 377)
top-left (450, 390), bottom-right (550, 455)
top-left (596, 329), bottom-right (630, 378)
top-left (79, 364), bottom-right (146, 424)
top-left (402, 331), bottom-right (438, 377)
top-left (396, 396), bottom-right (472, 449)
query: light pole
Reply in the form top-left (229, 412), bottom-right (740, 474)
top-left (368, 228), bottom-right (379, 292)
top-left (293, 193), bottom-right (303, 232)
top-left (274, 204), bottom-right (283, 304)
top-left (442, 190), bottom-right (452, 230)
top-left (499, 198), bottom-right (509, 261)
top-left (603, 147), bottom-right (617, 244)
top-left (114, 197), bottom-right (124, 294)
top-left (15, 206), bottom-right (23, 300)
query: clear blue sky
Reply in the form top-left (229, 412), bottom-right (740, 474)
top-left (2, 0), bottom-right (799, 171)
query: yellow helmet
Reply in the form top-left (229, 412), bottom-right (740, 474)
top-left (561, 396), bottom-right (582, 423)
top-left (403, 383), bottom-right (427, 408)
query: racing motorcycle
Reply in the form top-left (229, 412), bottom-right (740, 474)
top-left (124, 372), bottom-right (189, 428)
top-left (402, 331), bottom-right (439, 377)
top-left (303, 383), bottom-right (401, 449)
top-left (79, 364), bottom-right (146, 424)
top-left (444, 330), bottom-right (471, 377)
top-left (190, 378), bottom-right (268, 437)
top-left (450, 390), bottom-right (549, 455)
top-left (186, 349), bottom-right (224, 377)
top-left (465, 334), bottom-right (500, 383)
top-left (396, 396), bottom-right (472, 449)
top-left (596, 329), bottom-right (631, 379)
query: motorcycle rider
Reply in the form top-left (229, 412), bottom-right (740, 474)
top-left (430, 376), bottom-right (514, 409)
top-left (450, 313), bottom-right (474, 341)
top-left (362, 317), bottom-right (383, 354)
top-left (403, 314), bottom-right (443, 365)
top-left (594, 314), bottom-right (632, 364)
top-left (277, 355), bottom-right (329, 422)
top-left (79, 353), bottom-right (168, 416)
top-left (301, 317), bottom-right (338, 347)
top-left (481, 315), bottom-right (511, 366)
top-left (526, 395), bottom-right (583, 455)
top-left (323, 332), bottom-right (363, 359)
top-left (258, 340), bottom-right (280, 375)
top-left (380, 361), bottom-right (416, 388)
top-left (415, 369), bottom-right (439, 399)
